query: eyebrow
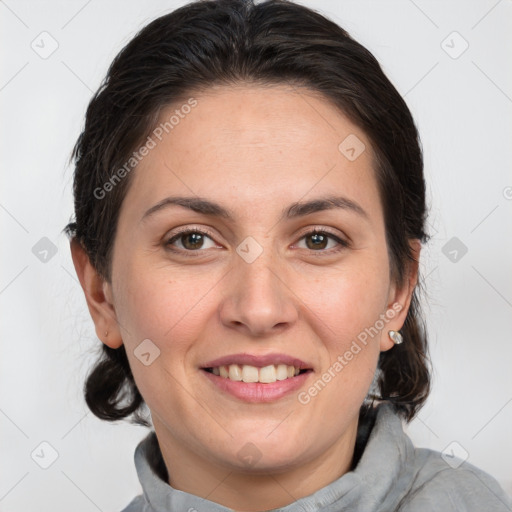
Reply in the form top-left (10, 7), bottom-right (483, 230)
top-left (141, 195), bottom-right (369, 222)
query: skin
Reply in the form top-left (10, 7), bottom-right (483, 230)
top-left (72, 84), bottom-right (420, 511)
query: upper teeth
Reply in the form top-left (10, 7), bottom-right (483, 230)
top-left (210, 364), bottom-right (301, 383)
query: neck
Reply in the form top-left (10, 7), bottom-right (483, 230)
top-left (152, 417), bottom-right (360, 511)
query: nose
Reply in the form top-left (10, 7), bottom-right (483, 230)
top-left (218, 244), bottom-right (299, 337)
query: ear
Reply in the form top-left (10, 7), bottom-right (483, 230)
top-left (380, 239), bottom-right (421, 352)
top-left (70, 239), bottom-right (123, 349)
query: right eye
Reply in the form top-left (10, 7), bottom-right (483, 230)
top-left (165, 228), bottom-right (220, 253)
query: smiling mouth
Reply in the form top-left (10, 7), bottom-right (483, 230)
top-left (202, 364), bottom-right (312, 384)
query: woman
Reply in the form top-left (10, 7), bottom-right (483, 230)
top-left (65, 0), bottom-right (512, 510)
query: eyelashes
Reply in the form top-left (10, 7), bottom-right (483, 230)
top-left (165, 228), bottom-right (219, 253)
top-left (164, 227), bottom-right (350, 257)
top-left (295, 228), bottom-right (350, 252)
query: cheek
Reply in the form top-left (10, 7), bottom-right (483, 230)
top-left (294, 258), bottom-right (389, 397)
top-left (112, 262), bottom-right (210, 411)
top-left (114, 244), bottom-right (390, 360)
top-left (301, 258), bottom-right (390, 344)
top-left (112, 238), bottom-right (390, 410)
top-left (114, 265), bottom-right (202, 346)
top-left (112, 253), bottom-right (228, 394)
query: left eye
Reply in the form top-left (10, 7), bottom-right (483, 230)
top-left (295, 230), bottom-right (347, 251)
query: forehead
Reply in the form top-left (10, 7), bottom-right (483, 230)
top-left (122, 84), bottom-right (382, 223)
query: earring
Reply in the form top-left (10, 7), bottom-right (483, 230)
top-left (389, 330), bottom-right (403, 344)
top-left (105, 330), bottom-right (109, 337)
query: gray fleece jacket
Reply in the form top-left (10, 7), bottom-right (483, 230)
top-left (121, 403), bottom-right (512, 511)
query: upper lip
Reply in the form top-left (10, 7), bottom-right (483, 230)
top-left (201, 352), bottom-right (312, 370)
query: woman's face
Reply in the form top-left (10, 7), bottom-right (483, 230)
top-left (90, 85), bottom-right (416, 473)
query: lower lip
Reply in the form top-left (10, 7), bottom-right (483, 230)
top-left (200, 369), bottom-right (313, 403)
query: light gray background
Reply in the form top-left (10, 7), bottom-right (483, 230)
top-left (1, 0), bottom-right (511, 510)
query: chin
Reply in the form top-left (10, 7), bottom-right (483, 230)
top-left (216, 433), bottom-right (310, 473)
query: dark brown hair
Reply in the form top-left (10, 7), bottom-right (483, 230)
top-left (65, 0), bottom-right (430, 426)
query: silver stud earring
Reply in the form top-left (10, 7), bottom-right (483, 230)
top-left (389, 330), bottom-right (403, 344)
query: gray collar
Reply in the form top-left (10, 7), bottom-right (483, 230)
top-left (132, 403), bottom-right (414, 512)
